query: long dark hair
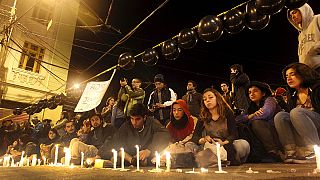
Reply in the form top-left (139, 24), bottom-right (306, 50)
top-left (282, 63), bottom-right (320, 92)
top-left (247, 88), bottom-right (269, 114)
top-left (200, 88), bottom-right (232, 121)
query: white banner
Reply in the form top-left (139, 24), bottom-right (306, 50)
top-left (74, 81), bottom-right (111, 112)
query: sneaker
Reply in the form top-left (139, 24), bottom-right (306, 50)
top-left (292, 152), bottom-right (316, 164)
top-left (283, 150), bottom-right (296, 164)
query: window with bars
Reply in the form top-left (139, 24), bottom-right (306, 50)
top-left (19, 42), bottom-right (45, 73)
top-left (31, 1), bottom-right (54, 26)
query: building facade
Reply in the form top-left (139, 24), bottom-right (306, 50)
top-left (0, 0), bottom-right (79, 122)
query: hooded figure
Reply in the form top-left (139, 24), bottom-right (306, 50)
top-left (287, 3), bottom-right (320, 72)
top-left (230, 64), bottom-right (250, 112)
top-left (167, 100), bottom-right (197, 143)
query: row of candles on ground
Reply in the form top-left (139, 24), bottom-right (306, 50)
top-left (2, 152), bottom-right (47, 167)
top-left (1, 143), bottom-right (227, 173)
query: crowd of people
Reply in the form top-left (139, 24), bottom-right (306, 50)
top-left (0, 3), bottom-right (320, 168)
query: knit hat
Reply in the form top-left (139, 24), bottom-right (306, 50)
top-left (154, 74), bottom-right (165, 83)
top-left (247, 81), bottom-right (272, 97)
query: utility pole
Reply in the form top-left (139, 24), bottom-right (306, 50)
top-left (0, 0), bottom-right (17, 103)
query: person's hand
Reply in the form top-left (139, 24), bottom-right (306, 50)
top-left (213, 138), bottom-right (223, 145)
top-left (204, 136), bottom-right (213, 143)
top-left (254, 108), bottom-right (264, 116)
top-left (139, 149), bottom-right (151, 161)
top-left (155, 103), bottom-right (165, 108)
top-left (248, 114), bottom-right (255, 120)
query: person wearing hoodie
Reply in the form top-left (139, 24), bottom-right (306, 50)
top-left (274, 63), bottom-right (320, 164)
top-left (230, 64), bottom-right (250, 113)
top-left (288, 3), bottom-right (320, 73)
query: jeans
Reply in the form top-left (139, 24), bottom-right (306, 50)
top-left (274, 108), bottom-right (320, 149)
top-left (69, 138), bottom-right (98, 160)
top-left (233, 139), bottom-right (250, 163)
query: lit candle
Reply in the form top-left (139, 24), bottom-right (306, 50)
top-left (80, 152), bottom-right (84, 168)
top-left (11, 158), bottom-right (14, 167)
top-left (38, 159), bottom-right (41, 166)
top-left (165, 151), bottom-right (171, 172)
top-left (26, 158), bottom-right (30, 166)
top-left (20, 151), bottom-right (25, 167)
top-left (155, 151), bottom-right (160, 171)
top-left (54, 144), bottom-right (59, 165)
top-left (120, 148), bottom-right (125, 170)
top-left (31, 155), bottom-right (37, 166)
top-left (3, 156), bottom-right (9, 167)
top-left (43, 156), bottom-right (46, 166)
top-left (314, 145), bottom-right (320, 172)
top-left (112, 149), bottom-right (117, 170)
top-left (135, 145), bottom-right (140, 171)
top-left (64, 147), bottom-right (71, 166)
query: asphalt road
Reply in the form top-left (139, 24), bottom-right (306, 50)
top-left (0, 163), bottom-right (319, 180)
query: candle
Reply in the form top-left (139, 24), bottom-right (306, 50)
top-left (3, 156), bottom-right (8, 167)
top-left (32, 155), bottom-right (37, 166)
top-left (20, 151), bottom-right (25, 167)
top-left (135, 145), bottom-right (140, 171)
top-left (215, 142), bottom-right (227, 173)
top-left (216, 142), bottom-right (222, 171)
top-left (11, 158), bottom-right (14, 167)
top-left (112, 149), bottom-right (117, 170)
top-left (64, 147), bottom-right (71, 166)
top-left (43, 156), bottom-right (46, 166)
top-left (54, 144), bottom-right (59, 165)
top-left (38, 159), bottom-right (41, 166)
top-left (314, 145), bottom-right (320, 172)
top-left (120, 148), bottom-right (124, 170)
top-left (81, 152), bottom-right (84, 168)
top-left (26, 158), bottom-right (30, 166)
top-left (165, 151), bottom-right (171, 172)
top-left (155, 151), bottom-right (160, 171)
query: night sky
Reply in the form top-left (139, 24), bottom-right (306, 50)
top-left (68, 0), bottom-right (320, 105)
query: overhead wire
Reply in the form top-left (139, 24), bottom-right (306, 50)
top-left (82, 0), bottom-right (170, 72)
top-left (9, 36), bottom-right (66, 84)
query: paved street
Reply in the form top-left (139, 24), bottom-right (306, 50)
top-left (0, 163), bottom-right (320, 179)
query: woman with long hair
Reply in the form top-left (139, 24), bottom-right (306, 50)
top-left (274, 62), bottom-right (320, 163)
top-left (236, 81), bottom-right (282, 162)
top-left (192, 88), bottom-right (250, 167)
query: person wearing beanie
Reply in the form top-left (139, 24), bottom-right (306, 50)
top-left (236, 81), bottom-right (283, 162)
top-left (147, 74), bottom-right (177, 126)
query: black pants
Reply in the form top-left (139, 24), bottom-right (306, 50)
top-left (251, 120), bottom-right (282, 152)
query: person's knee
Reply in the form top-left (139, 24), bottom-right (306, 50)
top-left (274, 111), bottom-right (289, 126)
top-left (290, 108), bottom-right (307, 124)
top-left (234, 139), bottom-right (250, 153)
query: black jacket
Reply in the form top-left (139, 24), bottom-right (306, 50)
top-left (287, 81), bottom-right (320, 114)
